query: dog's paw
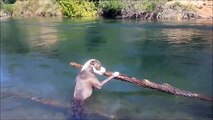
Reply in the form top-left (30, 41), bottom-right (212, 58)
top-left (113, 72), bottom-right (119, 77)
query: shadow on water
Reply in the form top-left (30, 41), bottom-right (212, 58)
top-left (85, 25), bottom-right (107, 52)
top-left (1, 19), bottom-right (30, 54)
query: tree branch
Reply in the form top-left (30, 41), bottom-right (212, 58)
top-left (70, 62), bottom-right (213, 102)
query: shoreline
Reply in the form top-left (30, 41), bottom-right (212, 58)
top-left (1, 0), bottom-right (212, 21)
top-left (1, 15), bottom-right (213, 24)
top-left (1, 12), bottom-right (212, 21)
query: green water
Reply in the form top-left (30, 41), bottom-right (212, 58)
top-left (1, 17), bottom-right (212, 120)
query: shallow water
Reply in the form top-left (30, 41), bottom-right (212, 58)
top-left (1, 17), bottom-right (212, 120)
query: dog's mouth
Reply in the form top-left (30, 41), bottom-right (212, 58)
top-left (100, 67), bottom-right (106, 73)
top-left (92, 66), bottom-right (106, 75)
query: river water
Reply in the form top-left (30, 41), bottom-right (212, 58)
top-left (1, 17), bottom-right (212, 120)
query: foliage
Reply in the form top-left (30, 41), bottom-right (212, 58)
top-left (0, 0), bottom-right (5, 10)
top-left (121, 1), bottom-right (144, 15)
top-left (56, 0), bottom-right (97, 17)
top-left (168, 1), bottom-right (196, 12)
top-left (0, 0), bottom-right (61, 17)
top-left (12, 0), bottom-right (34, 16)
top-left (120, 0), bottom-right (162, 15)
top-left (3, 0), bottom-right (16, 4)
top-left (4, 4), bottom-right (13, 14)
top-left (98, 0), bottom-right (122, 18)
top-left (143, 0), bottom-right (159, 12)
top-left (0, 0), bottom-right (199, 19)
top-left (0, 0), bottom-right (14, 15)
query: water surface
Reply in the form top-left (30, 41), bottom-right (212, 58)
top-left (1, 17), bottom-right (212, 119)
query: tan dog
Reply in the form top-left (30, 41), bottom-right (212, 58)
top-left (73, 59), bottom-right (119, 100)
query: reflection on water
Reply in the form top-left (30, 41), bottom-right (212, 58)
top-left (1, 18), bottom-right (212, 120)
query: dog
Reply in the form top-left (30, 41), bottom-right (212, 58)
top-left (68, 59), bottom-right (119, 120)
top-left (74, 59), bottom-right (119, 100)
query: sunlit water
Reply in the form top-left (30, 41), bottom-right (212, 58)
top-left (1, 17), bottom-right (212, 120)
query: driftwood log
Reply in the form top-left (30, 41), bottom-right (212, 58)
top-left (70, 62), bottom-right (213, 102)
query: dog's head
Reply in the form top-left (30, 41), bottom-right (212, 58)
top-left (81, 59), bottom-right (106, 75)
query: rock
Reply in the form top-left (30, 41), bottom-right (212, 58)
top-left (0, 10), bottom-right (11, 17)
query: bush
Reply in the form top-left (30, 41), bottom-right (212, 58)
top-left (168, 1), bottom-right (196, 12)
top-left (3, 0), bottom-right (61, 17)
top-left (57, 0), bottom-right (97, 17)
top-left (143, 0), bottom-right (158, 12)
top-left (3, 0), bottom-right (16, 4)
top-left (0, 1), bottom-right (14, 15)
top-left (12, 0), bottom-right (35, 16)
top-left (98, 0), bottom-right (122, 18)
top-left (121, 0), bottom-right (161, 16)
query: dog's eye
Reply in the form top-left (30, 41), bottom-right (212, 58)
top-left (90, 60), bottom-right (95, 65)
top-left (90, 60), bottom-right (101, 70)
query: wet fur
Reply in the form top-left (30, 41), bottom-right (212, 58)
top-left (74, 59), bottom-right (116, 100)
top-left (68, 59), bottom-right (119, 120)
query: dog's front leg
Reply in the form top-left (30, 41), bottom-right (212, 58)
top-left (100, 72), bottom-right (119, 86)
top-left (93, 72), bottom-right (119, 89)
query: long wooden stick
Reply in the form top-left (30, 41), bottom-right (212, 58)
top-left (70, 62), bottom-right (213, 102)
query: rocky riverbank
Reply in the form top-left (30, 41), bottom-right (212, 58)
top-left (0, 0), bottom-right (212, 21)
top-left (120, 0), bottom-right (212, 20)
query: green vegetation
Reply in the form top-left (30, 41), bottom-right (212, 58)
top-left (56, 0), bottom-right (97, 17)
top-left (47, 0), bottom-right (164, 18)
top-left (1, 0), bottom-right (14, 15)
top-left (98, 0), bottom-right (122, 18)
top-left (1, 0), bottom-right (61, 17)
top-left (143, 0), bottom-right (158, 12)
top-left (168, 1), bottom-right (196, 12)
top-left (2, 0), bottom-right (16, 4)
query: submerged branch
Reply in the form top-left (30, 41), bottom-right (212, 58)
top-left (70, 62), bottom-right (213, 102)
top-left (1, 91), bottom-right (70, 111)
